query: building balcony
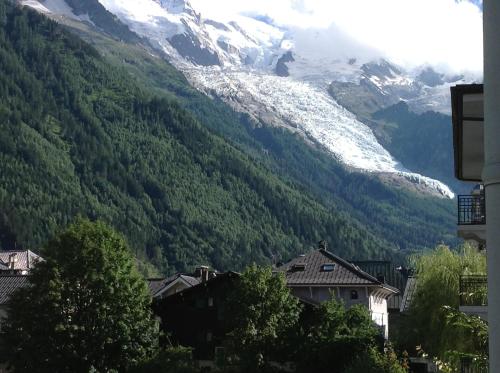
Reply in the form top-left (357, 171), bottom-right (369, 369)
top-left (457, 194), bottom-right (486, 244)
top-left (459, 275), bottom-right (487, 320)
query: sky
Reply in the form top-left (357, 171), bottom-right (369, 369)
top-left (190, 0), bottom-right (483, 73)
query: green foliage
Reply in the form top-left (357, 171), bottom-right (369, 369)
top-left (1, 219), bottom-right (159, 373)
top-left (440, 306), bottom-right (488, 372)
top-left (226, 265), bottom-right (302, 371)
top-left (344, 347), bottom-right (407, 373)
top-left (399, 244), bottom-right (486, 358)
top-left (129, 346), bottom-right (197, 373)
top-left (0, 1), bottom-right (404, 274)
top-left (296, 298), bottom-right (382, 373)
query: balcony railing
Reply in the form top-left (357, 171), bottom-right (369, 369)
top-left (458, 195), bottom-right (486, 225)
top-left (459, 275), bottom-right (487, 307)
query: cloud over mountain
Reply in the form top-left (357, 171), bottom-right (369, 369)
top-left (190, 0), bottom-right (483, 73)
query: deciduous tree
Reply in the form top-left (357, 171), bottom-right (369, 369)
top-left (1, 219), bottom-right (158, 373)
top-left (226, 265), bottom-right (301, 371)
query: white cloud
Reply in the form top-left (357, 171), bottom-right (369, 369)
top-left (190, 0), bottom-right (483, 73)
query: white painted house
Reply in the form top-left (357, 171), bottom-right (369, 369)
top-left (277, 248), bottom-right (398, 339)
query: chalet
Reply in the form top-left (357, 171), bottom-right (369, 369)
top-left (276, 247), bottom-right (399, 339)
top-left (153, 271), bottom-right (239, 366)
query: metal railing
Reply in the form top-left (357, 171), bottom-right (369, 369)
top-left (458, 195), bottom-right (486, 225)
top-left (459, 275), bottom-right (488, 307)
top-left (461, 356), bottom-right (489, 373)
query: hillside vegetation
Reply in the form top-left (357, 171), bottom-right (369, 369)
top-left (0, 1), bottom-right (457, 273)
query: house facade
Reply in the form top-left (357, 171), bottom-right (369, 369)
top-left (276, 248), bottom-right (398, 339)
top-left (153, 271), bottom-right (239, 367)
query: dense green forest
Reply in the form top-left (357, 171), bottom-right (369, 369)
top-left (0, 1), bottom-right (457, 274)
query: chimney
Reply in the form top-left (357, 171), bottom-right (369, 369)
top-left (194, 266), bottom-right (202, 278)
top-left (195, 265), bottom-right (210, 282)
top-left (8, 253), bottom-right (17, 270)
top-left (318, 240), bottom-right (328, 250)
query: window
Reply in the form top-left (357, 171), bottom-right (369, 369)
top-left (208, 297), bottom-right (214, 307)
top-left (321, 263), bottom-right (335, 272)
top-left (350, 290), bottom-right (359, 300)
top-left (206, 331), bottom-right (213, 342)
top-left (292, 263), bottom-right (306, 271)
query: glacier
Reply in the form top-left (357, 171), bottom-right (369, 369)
top-left (186, 68), bottom-right (454, 198)
top-left (22, 0), bottom-right (457, 198)
top-left (98, 0), bottom-right (456, 198)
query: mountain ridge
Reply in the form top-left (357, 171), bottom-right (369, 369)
top-left (1, 0), bottom-right (461, 274)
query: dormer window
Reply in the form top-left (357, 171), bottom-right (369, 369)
top-left (292, 263), bottom-right (306, 271)
top-left (321, 263), bottom-right (335, 272)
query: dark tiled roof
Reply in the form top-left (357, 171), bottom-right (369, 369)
top-left (277, 249), bottom-right (390, 286)
top-left (0, 250), bottom-right (42, 272)
top-left (351, 261), bottom-right (407, 290)
top-left (180, 275), bottom-right (201, 287)
top-left (148, 276), bottom-right (175, 296)
top-left (148, 274), bottom-right (201, 297)
top-left (352, 261), bottom-right (409, 310)
top-left (400, 276), bottom-right (418, 312)
top-left (0, 275), bottom-right (29, 305)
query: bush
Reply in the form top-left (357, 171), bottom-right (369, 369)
top-left (344, 347), bottom-right (407, 373)
top-left (129, 346), bottom-right (197, 373)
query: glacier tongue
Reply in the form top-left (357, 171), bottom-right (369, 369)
top-left (186, 68), bottom-right (454, 198)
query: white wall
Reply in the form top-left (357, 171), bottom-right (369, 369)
top-left (290, 286), bottom-right (390, 338)
top-left (369, 293), bottom-right (389, 339)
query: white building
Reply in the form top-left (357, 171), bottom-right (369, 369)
top-left (276, 247), bottom-right (398, 339)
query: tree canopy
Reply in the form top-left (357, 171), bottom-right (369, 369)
top-left (398, 245), bottom-right (487, 364)
top-left (1, 219), bottom-right (158, 373)
top-left (295, 298), bottom-right (383, 373)
top-left (226, 265), bottom-right (302, 371)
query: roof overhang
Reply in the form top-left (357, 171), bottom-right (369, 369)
top-left (288, 283), bottom-right (399, 294)
top-left (451, 84), bottom-right (484, 181)
top-left (154, 276), bottom-right (196, 298)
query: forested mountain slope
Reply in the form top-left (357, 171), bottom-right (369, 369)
top-left (0, 1), bottom-right (457, 274)
top-left (74, 19), bottom-right (458, 250)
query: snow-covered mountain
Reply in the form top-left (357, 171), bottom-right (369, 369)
top-left (21, 0), bottom-right (477, 199)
